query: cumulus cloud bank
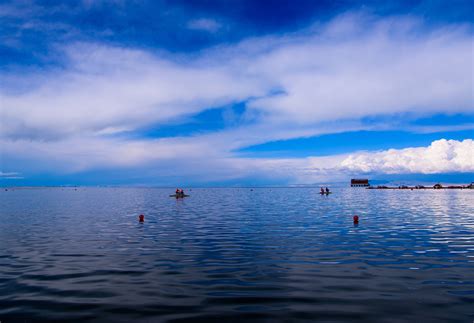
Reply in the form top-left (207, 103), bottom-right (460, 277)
top-left (244, 139), bottom-right (474, 184)
top-left (339, 139), bottom-right (474, 174)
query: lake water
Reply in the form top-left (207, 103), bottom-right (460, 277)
top-left (0, 187), bottom-right (473, 322)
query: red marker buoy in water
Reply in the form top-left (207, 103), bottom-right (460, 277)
top-left (353, 215), bottom-right (359, 224)
top-left (139, 214), bottom-right (144, 222)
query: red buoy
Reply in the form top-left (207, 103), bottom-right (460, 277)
top-left (139, 214), bottom-right (145, 222)
top-left (353, 215), bottom-right (359, 224)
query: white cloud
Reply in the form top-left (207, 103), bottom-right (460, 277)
top-left (0, 13), bottom-right (473, 182)
top-left (237, 139), bottom-right (474, 183)
top-left (2, 136), bottom-right (470, 184)
top-left (339, 139), bottom-right (474, 174)
top-left (246, 19), bottom-right (473, 124)
top-left (2, 14), bottom-right (471, 142)
top-left (0, 171), bottom-right (23, 179)
top-left (1, 43), bottom-right (267, 140)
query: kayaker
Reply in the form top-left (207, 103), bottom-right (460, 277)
top-left (180, 189), bottom-right (184, 197)
top-left (325, 187), bottom-right (330, 193)
top-left (320, 187), bottom-right (325, 194)
top-left (176, 188), bottom-right (180, 195)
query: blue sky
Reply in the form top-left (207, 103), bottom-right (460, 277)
top-left (0, 0), bottom-right (473, 186)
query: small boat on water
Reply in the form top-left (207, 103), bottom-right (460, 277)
top-left (169, 194), bottom-right (190, 198)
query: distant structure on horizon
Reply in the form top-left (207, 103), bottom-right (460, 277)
top-left (351, 179), bottom-right (370, 187)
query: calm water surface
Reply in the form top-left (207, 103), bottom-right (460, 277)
top-left (0, 187), bottom-right (473, 322)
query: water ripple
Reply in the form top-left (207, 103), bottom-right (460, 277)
top-left (0, 187), bottom-right (473, 322)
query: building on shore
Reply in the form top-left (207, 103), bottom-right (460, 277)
top-left (351, 179), bottom-right (370, 187)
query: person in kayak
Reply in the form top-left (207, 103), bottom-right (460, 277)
top-left (325, 187), bottom-right (330, 193)
top-left (320, 187), bottom-right (325, 194)
top-left (176, 188), bottom-right (180, 195)
top-left (179, 189), bottom-right (185, 197)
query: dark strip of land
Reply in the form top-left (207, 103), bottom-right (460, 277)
top-left (368, 185), bottom-right (472, 190)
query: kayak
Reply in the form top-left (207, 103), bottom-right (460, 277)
top-left (169, 194), bottom-right (190, 198)
top-left (320, 192), bottom-right (332, 195)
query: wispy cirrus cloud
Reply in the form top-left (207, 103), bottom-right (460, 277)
top-left (2, 14), bottom-right (472, 138)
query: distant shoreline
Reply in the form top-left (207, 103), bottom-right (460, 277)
top-left (367, 185), bottom-right (472, 190)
